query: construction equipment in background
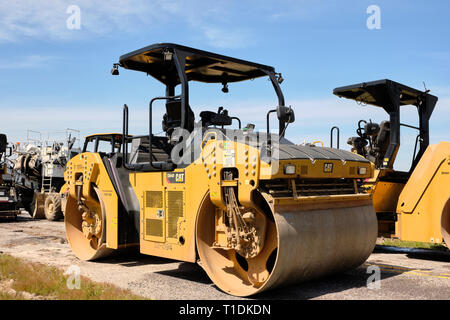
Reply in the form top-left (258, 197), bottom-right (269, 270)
top-left (0, 133), bottom-right (19, 220)
top-left (12, 129), bottom-right (80, 220)
top-left (64, 43), bottom-right (378, 296)
top-left (333, 79), bottom-right (449, 247)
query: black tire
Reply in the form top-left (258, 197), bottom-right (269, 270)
top-left (44, 193), bottom-right (63, 221)
top-left (23, 197), bottom-right (35, 218)
top-left (19, 189), bottom-right (35, 218)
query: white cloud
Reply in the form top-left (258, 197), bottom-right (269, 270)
top-left (202, 26), bottom-right (253, 49)
top-left (0, 0), bottom-right (69, 41)
top-left (0, 54), bottom-right (54, 69)
top-left (0, 0), bottom-right (251, 49)
top-left (0, 0), bottom-right (168, 41)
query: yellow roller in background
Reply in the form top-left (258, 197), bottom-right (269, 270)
top-left (396, 142), bottom-right (450, 245)
top-left (335, 80), bottom-right (449, 247)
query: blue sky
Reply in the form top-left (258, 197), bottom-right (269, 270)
top-left (1, 0), bottom-right (449, 170)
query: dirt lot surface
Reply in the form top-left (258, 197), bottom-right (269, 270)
top-left (0, 212), bottom-right (449, 300)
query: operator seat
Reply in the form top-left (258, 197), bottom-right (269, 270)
top-left (162, 100), bottom-right (195, 141)
top-left (374, 121), bottom-right (390, 152)
top-left (371, 120), bottom-right (391, 167)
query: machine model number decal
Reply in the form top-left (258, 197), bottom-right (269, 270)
top-left (103, 190), bottom-right (113, 197)
top-left (323, 163), bottom-right (333, 173)
top-left (166, 172), bottom-right (185, 184)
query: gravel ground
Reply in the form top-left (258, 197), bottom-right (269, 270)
top-left (0, 212), bottom-right (449, 300)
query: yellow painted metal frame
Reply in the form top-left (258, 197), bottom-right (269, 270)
top-left (396, 142), bottom-right (450, 243)
top-left (65, 152), bottom-right (119, 249)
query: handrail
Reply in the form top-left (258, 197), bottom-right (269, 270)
top-left (330, 126), bottom-right (340, 149)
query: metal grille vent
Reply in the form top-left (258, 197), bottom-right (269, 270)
top-left (167, 191), bottom-right (184, 238)
top-left (145, 219), bottom-right (163, 237)
top-left (146, 191), bottom-right (163, 208)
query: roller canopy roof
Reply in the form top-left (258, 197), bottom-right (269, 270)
top-left (119, 43), bottom-right (275, 85)
top-left (333, 79), bottom-right (438, 109)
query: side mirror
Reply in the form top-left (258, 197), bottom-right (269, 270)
top-left (277, 106), bottom-right (295, 123)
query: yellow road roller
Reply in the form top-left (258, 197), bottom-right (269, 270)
top-left (59, 133), bottom-right (124, 216)
top-left (334, 79), bottom-right (449, 246)
top-left (64, 43), bottom-right (377, 296)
